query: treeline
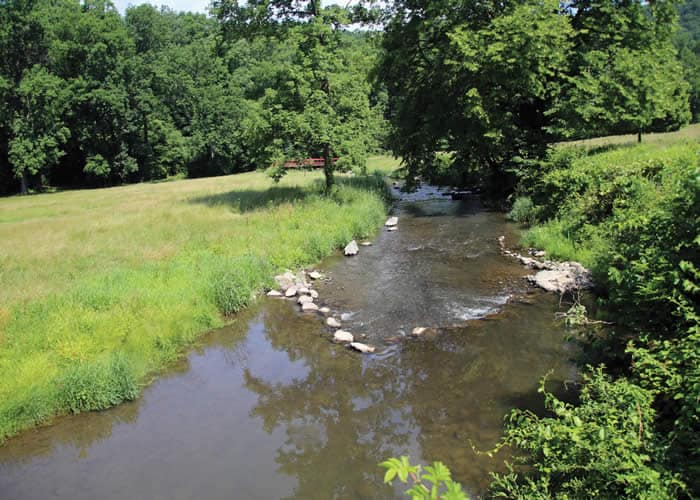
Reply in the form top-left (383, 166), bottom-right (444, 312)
top-left (0, 0), bottom-right (387, 195)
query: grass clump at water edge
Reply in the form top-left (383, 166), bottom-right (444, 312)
top-left (0, 165), bottom-right (394, 442)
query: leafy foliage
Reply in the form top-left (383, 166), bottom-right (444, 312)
top-left (511, 140), bottom-right (700, 495)
top-left (490, 369), bottom-right (684, 498)
top-left (380, 456), bottom-right (469, 500)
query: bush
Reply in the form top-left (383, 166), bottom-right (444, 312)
top-left (489, 368), bottom-right (685, 499)
top-left (506, 140), bottom-right (700, 495)
top-left (506, 196), bottom-right (536, 225)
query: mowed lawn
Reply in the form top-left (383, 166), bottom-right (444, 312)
top-left (0, 157), bottom-right (397, 441)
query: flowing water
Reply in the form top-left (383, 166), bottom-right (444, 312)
top-left (0, 187), bottom-right (578, 499)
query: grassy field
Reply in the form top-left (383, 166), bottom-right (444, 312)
top-left (519, 126), bottom-right (699, 267)
top-left (0, 157), bottom-right (398, 441)
top-left (564, 122), bottom-right (700, 149)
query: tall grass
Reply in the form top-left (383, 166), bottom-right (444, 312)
top-left (0, 160), bottom-right (396, 441)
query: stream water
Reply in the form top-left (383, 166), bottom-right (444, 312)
top-left (0, 187), bottom-right (578, 499)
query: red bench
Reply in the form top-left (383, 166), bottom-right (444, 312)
top-left (282, 157), bottom-right (339, 168)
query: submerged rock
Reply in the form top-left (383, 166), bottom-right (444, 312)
top-left (266, 290), bottom-right (283, 297)
top-left (344, 240), bottom-right (359, 256)
top-left (350, 342), bottom-right (375, 354)
top-left (326, 317), bottom-right (341, 328)
top-left (301, 302), bottom-right (319, 312)
top-left (385, 216), bottom-right (398, 227)
top-left (360, 241), bottom-right (372, 247)
top-left (333, 330), bottom-right (354, 343)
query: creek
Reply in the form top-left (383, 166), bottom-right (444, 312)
top-left (0, 186), bottom-right (577, 499)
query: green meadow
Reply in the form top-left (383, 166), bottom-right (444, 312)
top-left (0, 157), bottom-right (397, 441)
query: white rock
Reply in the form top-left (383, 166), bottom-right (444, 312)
top-left (385, 216), bottom-right (399, 227)
top-left (412, 327), bottom-right (428, 336)
top-left (298, 295), bottom-right (314, 304)
top-left (295, 271), bottom-right (308, 287)
top-left (310, 290), bottom-right (319, 299)
top-left (301, 302), bottom-right (319, 312)
top-left (326, 317), bottom-right (341, 328)
top-left (274, 273), bottom-right (295, 291)
top-left (308, 271), bottom-right (322, 280)
top-left (319, 306), bottom-right (331, 314)
top-left (387, 226), bottom-right (398, 232)
top-left (298, 286), bottom-right (310, 295)
top-left (350, 342), bottom-right (375, 354)
top-left (285, 286), bottom-right (298, 297)
top-left (344, 240), bottom-right (359, 256)
top-left (266, 290), bottom-right (283, 297)
top-left (359, 241), bottom-right (372, 247)
top-left (333, 330), bottom-right (354, 343)
top-left (527, 263), bottom-right (592, 294)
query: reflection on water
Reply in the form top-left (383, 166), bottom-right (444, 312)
top-left (0, 190), bottom-right (577, 499)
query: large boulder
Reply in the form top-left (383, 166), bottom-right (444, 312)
top-left (344, 240), bottom-right (359, 256)
top-left (527, 262), bottom-right (592, 294)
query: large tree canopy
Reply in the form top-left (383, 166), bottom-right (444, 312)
top-left (378, 0), bottom-right (691, 193)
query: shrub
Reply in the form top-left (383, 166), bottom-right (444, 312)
top-left (506, 196), bottom-right (536, 225)
top-left (489, 368), bottom-right (685, 499)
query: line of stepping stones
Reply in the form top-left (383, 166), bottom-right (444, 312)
top-left (267, 268), bottom-right (376, 354)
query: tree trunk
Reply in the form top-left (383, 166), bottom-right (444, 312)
top-left (323, 144), bottom-right (334, 192)
top-left (20, 171), bottom-right (28, 195)
top-left (638, 130), bottom-right (642, 143)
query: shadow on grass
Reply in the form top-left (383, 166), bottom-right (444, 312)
top-left (188, 172), bottom-right (389, 213)
top-left (188, 184), bottom-right (318, 213)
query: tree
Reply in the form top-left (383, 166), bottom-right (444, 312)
top-left (8, 65), bottom-right (69, 193)
top-left (379, 0), bottom-right (572, 195)
top-left (215, 0), bottom-right (376, 190)
top-left (551, 0), bottom-right (691, 141)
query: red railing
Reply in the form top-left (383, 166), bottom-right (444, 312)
top-left (282, 157), bottom-right (339, 168)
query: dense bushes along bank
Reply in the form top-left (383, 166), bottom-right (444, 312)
top-left (0, 169), bottom-right (390, 442)
top-left (496, 139), bottom-right (699, 496)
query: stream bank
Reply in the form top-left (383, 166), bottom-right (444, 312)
top-left (0, 186), bottom-right (578, 498)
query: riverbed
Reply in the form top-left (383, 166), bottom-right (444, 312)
top-left (0, 186), bottom-right (577, 498)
